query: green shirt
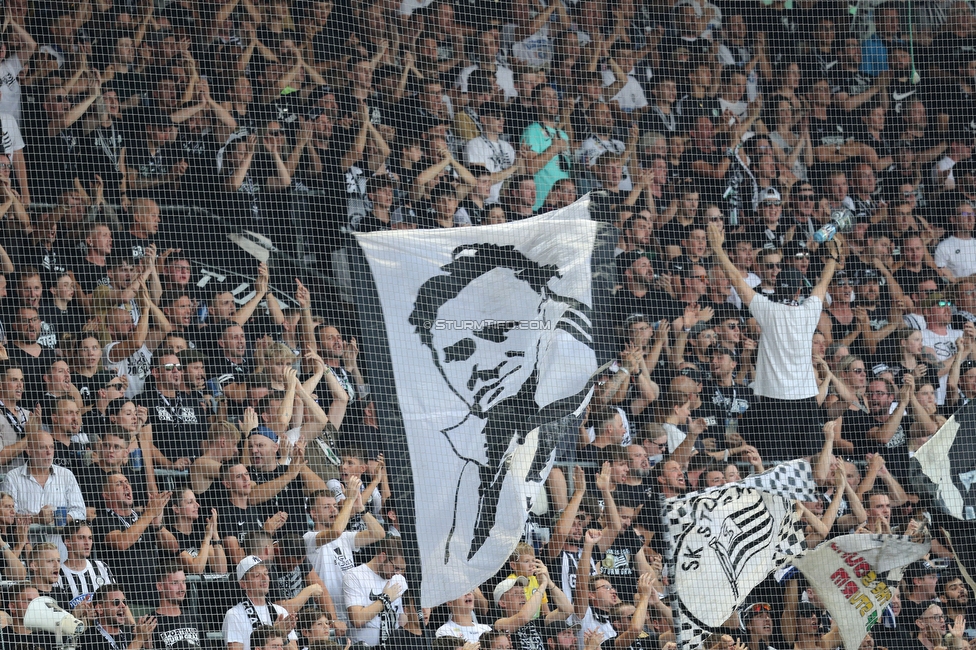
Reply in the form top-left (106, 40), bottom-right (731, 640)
top-left (521, 122), bottom-right (571, 211)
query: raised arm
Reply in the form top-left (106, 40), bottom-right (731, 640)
top-left (707, 223), bottom-right (756, 307)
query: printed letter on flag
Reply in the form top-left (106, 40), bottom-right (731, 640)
top-left (793, 535), bottom-right (929, 650)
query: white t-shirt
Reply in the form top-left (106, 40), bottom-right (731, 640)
top-left (749, 294), bottom-right (822, 400)
top-left (577, 136), bottom-right (633, 191)
top-left (222, 600), bottom-right (298, 650)
top-left (609, 75), bottom-right (649, 114)
top-left (104, 341), bottom-right (153, 398)
top-left (456, 64), bottom-right (518, 101)
top-left (577, 606), bottom-right (617, 640)
top-left (0, 113), bottom-right (25, 153)
top-left (435, 620), bottom-right (492, 642)
top-left (922, 326), bottom-right (962, 404)
top-left (934, 235), bottom-right (976, 279)
top-left (465, 136), bottom-right (516, 203)
top-left (343, 564), bottom-right (408, 646)
top-left (304, 530), bottom-right (360, 624)
top-left (0, 56), bottom-right (24, 123)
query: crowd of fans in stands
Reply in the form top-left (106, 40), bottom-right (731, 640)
top-left (4, 1), bottom-right (976, 650)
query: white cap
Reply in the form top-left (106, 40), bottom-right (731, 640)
top-left (236, 555), bottom-right (264, 581)
top-left (493, 576), bottom-right (529, 606)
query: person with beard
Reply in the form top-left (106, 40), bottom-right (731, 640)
top-left (854, 269), bottom-right (904, 357)
top-left (13, 268), bottom-right (58, 350)
top-left (521, 84), bottom-right (572, 212)
top-left (637, 458), bottom-right (688, 557)
top-left (47, 397), bottom-right (88, 467)
top-left (313, 323), bottom-right (369, 429)
top-left (138, 351), bottom-right (206, 466)
top-left (245, 402), bottom-right (328, 536)
top-left (7, 305), bottom-right (56, 404)
top-left (612, 253), bottom-right (666, 326)
top-left (939, 573), bottom-right (974, 627)
top-left (702, 344), bottom-right (752, 432)
top-left (28, 541), bottom-right (70, 607)
top-left (206, 323), bottom-right (252, 403)
top-left (160, 291), bottom-right (205, 352)
top-left (573, 529), bottom-right (618, 643)
top-left (79, 585), bottom-right (158, 650)
top-left (154, 561), bottom-right (203, 650)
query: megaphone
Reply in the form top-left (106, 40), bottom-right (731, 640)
top-left (25, 596), bottom-right (86, 645)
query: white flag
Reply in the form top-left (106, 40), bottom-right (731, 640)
top-left (353, 199), bottom-right (602, 607)
top-left (793, 534), bottom-right (929, 650)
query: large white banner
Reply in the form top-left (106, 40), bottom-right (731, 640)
top-left (793, 535), bottom-right (929, 650)
top-left (354, 200), bottom-right (599, 607)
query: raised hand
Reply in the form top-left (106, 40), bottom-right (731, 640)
top-left (584, 528), bottom-right (602, 547)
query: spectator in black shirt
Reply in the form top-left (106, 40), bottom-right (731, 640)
top-left (38, 271), bottom-right (86, 342)
top-left (7, 304), bottom-right (56, 405)
top-left (138, 350), bottom-right (205, 466)
top-left (114, 197), bottom-right (161, 264)
top-left (125, 107), bottom-right (188, 203)
top-left (79, 584), bottom-right (157, 650)
top-left (208, 322), bottom-right (253, 403)
top-left (154, 561), bottom-right (204, 650)
top-left (91, 474), bottom-right (170, 605)
top-left (354, 174), bottom-right (395, 232)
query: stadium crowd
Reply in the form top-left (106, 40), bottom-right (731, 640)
top-left (4, 1), bottom-right (976, 650)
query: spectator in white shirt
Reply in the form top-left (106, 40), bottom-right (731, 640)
top-left (2, 430), bottom-right (86, 560)
top-left (465, 102), bottom-right (519, 204)
top-left (934, 201), bottom-right (976, 281)
top-left (344, 536), bottom-right (408, 647)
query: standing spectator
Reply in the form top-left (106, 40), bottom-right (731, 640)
top-left (154, 561), bottom-right (203, 650)
top-left (344, 535), bottom-right (410, 646)
top-left (91, 475), bottom-right (170, 605)
top-left (224, 555), bottom-right (300, 650)
top-left (935, 201), bottom-right (976, 281)
top-left (521, 85), bottom-right (571, 212)
top-left (0, 15), bottom-right (38, 125)
top-left (707, 222), bottom-right (839, 460)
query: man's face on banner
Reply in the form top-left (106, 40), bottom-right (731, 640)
top-left (431, 268), bottom-right (546, 413)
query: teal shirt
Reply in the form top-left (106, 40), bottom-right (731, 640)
top-left (521, 122), bottom-right (571, 211)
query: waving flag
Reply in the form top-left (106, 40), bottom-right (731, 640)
top-left (349, 198), bottom-right (613, 607)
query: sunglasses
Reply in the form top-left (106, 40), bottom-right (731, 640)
top-left (798, 194), bottom-right (815, 200)
top-left (763, 262), bottom-right (782, 269)
top-left (161, 363), bottom-right (183, 371)
top-left (794, 252), bottom-right (810, 259)
top-left (747, 603), bottom-right (771, 613)
top-left (763, 200), bottom-right (783, 207)
top-left (110, 598), bottom-right (127, 607)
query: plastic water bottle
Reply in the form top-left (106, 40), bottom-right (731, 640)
top-left (814, 208), bottom-right (855, 243)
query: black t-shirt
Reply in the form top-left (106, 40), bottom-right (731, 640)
top-left (153, 610), bottom-right (203, 650)
top-left (267, 557), bottom-right (314, 603)
top-left (842, 410), bottom-right (911, 465)
top-left (596, 527), bottom-right (644, 604)
top-left (170, 518), bottom-right (207, 558)
top-left (810, 108), bottom-right (851, 150)
top-left (7, 345), bottom-right (56, 406)
top-left (125, 139), bottom-right (186, 201)
top-left (113, 231), bottom-right (156, 265)
top-left (11, 630), bottom-right (59, 650)
top-left (355, 211), bottom-right (392, 233)
top-left (205, 354), bottom-right (253, 388)
top-left (72, 257), bottom-right (111, 296)
top-left (72, 370), bottom-right (116, 408)
top-left (137, 389), bottom-right (207, 462)
top-left (79, 626), bottom-right (131, 650)
top-left (700, 380), bottom-right (751, 428)
top-left (210, 486), bottom-right (267, 545)
top-left (91, 507), bottom-right (163, 604)
top-left (38, 298), bottom-right (87, 341)
top-left (249, 464), bottom-right (309, 536)
top-left (510, 618), bottom-right (546, 650)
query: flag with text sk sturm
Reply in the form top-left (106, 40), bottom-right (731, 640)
top-left (666, 484), bottom-right (807, 650)
top-left (351, 199), bottom-right (606, 608)
top-left (793, 534), bottom-right (929, 650)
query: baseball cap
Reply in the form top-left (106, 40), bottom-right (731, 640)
top-left (775, 269), bottom-right (807, 304)
top-left (236, 555), bottom-right (265, 581)
top-left (739, 601), bottom-right (773, 629)
top-left (759, 187), bottom-right (782, 204)
top-left (905, 560), bottom-right (940, 580)
top-left (797, 602), bottom-right (819, 618)
top-left (544, 620), bottom-right (581, 639)
top-left (493, 576), bottom-right (529, 605)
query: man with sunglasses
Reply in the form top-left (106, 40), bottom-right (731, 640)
top-left (920, 293), bottom-right (972, 404)
top-left (787, 183), bottom-right (820, 242)
top-left (749, 188), bottom-right (787, 249)
top-left (739, 600), bottom-right (777, 650)
top-left (707, 222), bottom-right (839, 460)
top-left (137, 351), bottom-right (205, 464)
top-left (935, 202), bottom-right (976, 281)
top-left (80, 586), bottom-right (156, 650)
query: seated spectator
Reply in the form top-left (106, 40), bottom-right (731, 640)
top-left (154, 560), bottom-right (203, 650)
top-left (80, 584), bottom-right (158, 650)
